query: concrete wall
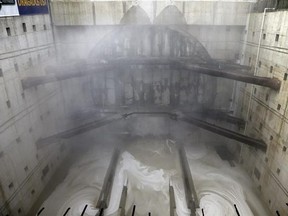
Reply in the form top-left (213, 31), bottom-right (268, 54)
top-left (50, 0), bottom-right (255, 26)
top-left (0, 15), bottom-right (93, 215)
top-left (51, 1), bottom-right (254, 60)
top-left (237, 10), bottom-right (288, 215)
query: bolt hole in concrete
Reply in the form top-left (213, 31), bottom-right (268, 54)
top-left (37, 136), bottom-right (270, 216)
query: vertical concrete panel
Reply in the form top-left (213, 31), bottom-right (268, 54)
top-left (237, 10), bottom-right (288, 215)
top-left (94, 1), bottom-right (124, 25)
top-left (51, 2), bottom-right (94, 26)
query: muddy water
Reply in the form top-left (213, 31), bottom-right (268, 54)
top-left (37, 138), bottom-right (270, 216)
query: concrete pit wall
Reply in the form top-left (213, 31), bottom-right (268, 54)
top-left (237, 10), bottom-right (288, 215)
top-left (0, 15), bottom-right (93, 215)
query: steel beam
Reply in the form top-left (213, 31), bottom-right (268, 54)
top-left (21, 57), bottom-right (280, 90)
top-left (178, 146), bottom-right (199, 216)
top-left (21, 76), bottom-right (58, 89)
top-left (36, 113), bottom-right (123, 148)
top-left (188, 109), bottom-right (245, 127)
top-left (96, 149), bottom-right (120, 215)
top-left (21, 64), bottom-right (113, 89)
top-left (110, 57), bottom-right (281, 90)
top-left (169, 185), bottom-right (176, 216)
top-left (36, 111), bottom-right (266, 151)
top-left (109, 57), bottom-right (251, 70)
top-left (179, 115), bottom-right (266, 151)
top-left (178, 63), bottom-right (281, 91)
top-left (118, 186), bottom-right (128, 216)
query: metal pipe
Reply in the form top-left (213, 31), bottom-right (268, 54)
top-left (37, 207), bottom-right (45, 216)
top-left (81, 205), bottom-right (88, 216)
top-left (234, 204), bottom-right (240, 216)
top-left (131, 205), bottom-right (136, 216)
top-left (63, 208), bottom-right (70, 216)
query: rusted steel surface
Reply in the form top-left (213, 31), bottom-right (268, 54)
top-left (21, 60), bottom-right (280, 93)
top-left (71, 107), bottom-right (245, 127)
top-left (118, 186), bottom-right (128, 216)
top-left (22, 56), bottom-right (280, 91)
top-left (178, 145), bottom-right (199, 216)
top-left (109, 57), bottom-right (281, 90)
top-left (21, 76), bottom-right (58, 89)
top-left (36, 110), bottom-right (266, 151)
top-left (178, 63), bottom-right (281, 91)
top-left (188, 109), bottom-right (246, 127)
top-left (169, 186), bottom-right (176, 216)
top-left (96, 149), bottom-right (120, 215)
top-left (180, 115), bottom-right (267, 152)
top-left (36, 113), bottom-right (123, 148)
top-left (21, 63), bottom-right (114, 89)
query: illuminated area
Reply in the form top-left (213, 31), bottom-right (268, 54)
top-left (0, 0), bottom-right (288, 216)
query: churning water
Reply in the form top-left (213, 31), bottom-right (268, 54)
top-left (38, 137), bottom-right (270, 216)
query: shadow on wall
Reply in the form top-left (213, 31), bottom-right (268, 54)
top-left (154, 5), bottom-right (186, 25)
top-left (120, 5), bottom-right (187, 25)
top-left (120, 5), bottom-right (151, 24)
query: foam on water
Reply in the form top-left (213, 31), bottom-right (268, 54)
top-left (184, 142), bottom-right (270, 216)
top-left (38, 138), bottom-right (270, 216)
top-left (106, 151), bottom-right (175, 215)
top-left (197, 173), bottom-right (253, 216)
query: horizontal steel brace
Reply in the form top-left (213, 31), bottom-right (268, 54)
top-left (36, 111), bottom-right (266, 152)
top-left (21, 57), bottom-right (281, 90)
